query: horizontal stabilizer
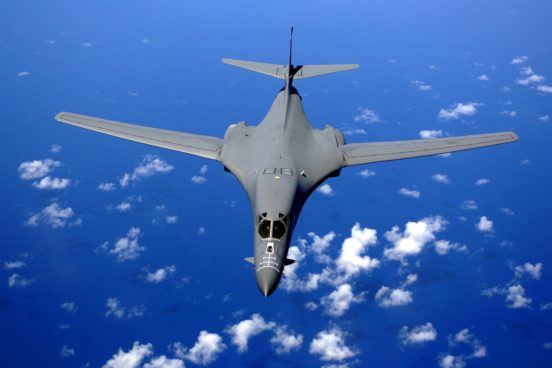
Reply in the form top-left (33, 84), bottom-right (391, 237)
top-left (223, 58), bottom-right (287, 79)
top-left (244, 257), bottom-right (255, 265)
top-left (293, 64), bottom-right (359, 79)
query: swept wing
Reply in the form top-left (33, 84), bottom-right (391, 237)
top-left (55, 112), bottom-right (223, 160)
top-left (341, 131), bottom-right (518, 166)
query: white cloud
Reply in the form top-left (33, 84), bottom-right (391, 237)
top-left (335, 223), bottom-right (379, 280)
top-left (271, 327), bottom-right (303, 354)
top-left (198, 227), bottom-right (206, 235)
top-left (516, 67), bottom-right (545, 85)
top-left (32, 176), bottom-right (71, 190)
top-left (321, 284), bottom-right (365, 317)
top-left (318, 183), bottom-right (335, 196)
top-left (18, 159), bottom-right (60, 180)
top-left (477, 74), bottom-right (489, 81)
top-left (119, 155), bottom-right (173, 187)
top-left (60, 345), bottom-right (75, 358)
top-left (544, 342), bottom-right (552, 350)
top-left (438, 102), bottom-right (482, 120)
top-left (520, 159), bottom-right (531, 165)
top-left (354, 107), bottom-right (380, 123)
top-left (17, 71), bottom-right (31, 77)
top-left (165, 216), bottom-right (178, 224)
top-left (115, 201), bottom-right (132, 212)
top-left (8, 273), bottom-right (34, 288)
top-left (438, 354), bottom-right (464, 368)
top-left (358, 169), bottom-right (376, 178)
top-left (305, 301), bottom-right (318, 310)
top-left (419, 130), bottom-right (443, 139)
top-left (476, 216), bottom-right (493, 232)
top-left (309, 326), bottom-right (357, 362)
top-left (384, 216), bottom-right (447, 261)
top-left (514, 262), bottom-right (542, 280)
top-left (411, 80), bottom-right (432, 91)
top-left (184, 330), bottom-right (226, 365)
top-left (225, 314), bottom-right (275, 353)
top-left (99, 182), bottom-right (116, 191)
top-left (81, 42), bottom-right (93, 47)
top-left (308, 231), bottom-right (336, 262)
top-left (49, 144), bottom-right (62, 153)
top-left (461, 200), bottom-right (478, 210)
top-left (538, 115), bottom-right (550, 122)
top-left (475, 178), bottom-right (489, 186)
top-left (375, 286), bottom-right (413, 307)
top-left (511, 55), bottom-right (528, 64)
top-left (536, 85), bottom-right (552, 93)
top-left (109, 227), bottom-right (145, 262)
top-left (506, 284), bottom-right (532, 308)
top-left (143, 356), bottom-right (184, 368)
top-left (199, 165), bottom-right (208, 175)
top-left (434, 240), bottom-right (467, 255)
top-left (146, 265), bottom-right (176, 283)
top-left (398, 188), bottom-right (420, 199)
top-left (500, 207), bottom-right (514, 216)
top-left (191, 175), bottom-right (207, 184)
top-left (449, 328), bottom-right (487, 358)
top-left (343, 128), bottom-right (367, 135)
top-left (4, 260), bottom-right (26, 269)
top-left (103, 341), bottom-right (153, 368)
top-left (61, 302), bottom-right (78, 313)
top-left (26, 202), bottom-right (79, 228)
top-left (105, 298), bottom-right (146, 319)
top-left (432, 174), bottom-right (450, 184)
top-left (399, 323), bottom-right (437, 346)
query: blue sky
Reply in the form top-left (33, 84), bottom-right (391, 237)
top-left (2, 1), bottom-right (552, 367)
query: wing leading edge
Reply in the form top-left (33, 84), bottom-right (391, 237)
top-left (341, 131), bottom-right (518, 166)
top-left (55, 112), bottom-right (223, 160)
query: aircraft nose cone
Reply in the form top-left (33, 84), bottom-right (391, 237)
top-left (256, 268), bottom-right (280, 297)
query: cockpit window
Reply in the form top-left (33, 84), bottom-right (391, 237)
top-left (258, 220), bottom-right (271, 238)
top-left (271, 220), bottom-right (286, 239)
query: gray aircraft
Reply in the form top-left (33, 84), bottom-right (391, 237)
top-left (55, 28), bottom-right (518, 297)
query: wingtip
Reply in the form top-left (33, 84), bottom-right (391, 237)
top-left (509, 131), bottom-right (520, 141)
top-left (54, 112), bottom-right (67, 122)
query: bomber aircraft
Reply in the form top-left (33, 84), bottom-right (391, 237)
top-left (55, 28), bottom-right (518, 297)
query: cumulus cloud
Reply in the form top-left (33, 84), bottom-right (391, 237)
top-left (49, 144), bottom-right (62, 153)
top-left (432, 174), bottom-right (450, 184)
top-left (4, 260), bottom-right (26, 269)
top-left (98, 182), bottom-right (116, 191)
top-left (165, 216), bottom-right (178, 224)
top-left (309, 326), bottom-right (357, 362)
top-left (354, 107), bottom-right (380, 123)
top-left (375, 286), bottom-right (413, 307)
top-left (536, 85), bottom-right (552, 93)
top-left (143, 356), bottom-right (184, 368)
top-left (335, 223), bottom-right (379, 280)
top-left (191, 175), bottom-right (207, 184)
top-left (514, 262), bottom-right (542, 280)
top-left (516, 67), bottom-right (545, 86)
top-left (399, 323), bottom-right (437, 346)
top-left (438, 102), bottom-right (482, 120)
top-left (461, 200), bottom-right (478, 210)
top-left (343, 128), bottom-right (367, 135)
top-left (477, 74), bottom-right (490, 81)
top-left (419, 130), bottom-right (443, 139)
top-left (384, 216), bottom-right (447, 261)
top-left (476, 216), bottom-right (493, 232)
top-left (17, 71), bottom-right (31, 77)
top-left (358, 169), bottom-right (376, 178)
top-left (8, 273), bottom-right (34, 288)
top-left (18, 159), bottom-right (60, 180)
top-left (225, 314), bottom-right (275, 353)
top-left (26, 202), bottom-right (79, 228)
top-left (184, 331), bottom-right (226, 365)
top-left (538, 115), bottom-right (550, 122)
top-left (61, 302), bottom-right (78, 313)
top-left (119, 155), bottom-right (173, 187)
top-left (506, 284), bottom-right (532, 308)
top-left (500, 207), bottom-right (514, 216)
top-left (411, 80), bottom-right (432, 91)
top-left (109, 227), bottom-right (145, 262)
top-left (60, 345), bottom-right (75, 358)
top-left (145, 265), bottom-right (176, 283)
top-left (434, 240), bottom-right (467, 255)
top-left (321, 284), bottom-right (365, 317)
top-left (474, 178), bottom-right (489, 186)
top-left (308, 231), bottom-right (336, 263)
top-left (511, 55), bottom-right (528, 64)
top-left (398, 188), bottom-right (420, 199)
top-left (103, 341), bottom-right (153, 368)
top-left (317, 183), bottom-right (335, 196)
top-left (271, 327), bottom-right (303, 354)
top-left (105, 298), bottom-right (146, 319)
top-left (32, 176), bottom-right (71, 190)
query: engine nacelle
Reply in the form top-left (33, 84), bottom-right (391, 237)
top-left (224, 121), bottom-right (248, 141)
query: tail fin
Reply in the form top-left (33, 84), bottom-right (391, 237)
top-left (222, 27), bottom-right (358, 81)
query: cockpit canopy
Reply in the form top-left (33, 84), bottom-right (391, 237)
top-left (257, 212), bottom-right (288, 239)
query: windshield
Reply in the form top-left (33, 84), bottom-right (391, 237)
top-left (257, 213), bottom-right (288, 239)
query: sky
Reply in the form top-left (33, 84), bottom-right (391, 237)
top-left (2, 0), bottom-right (552, 367)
